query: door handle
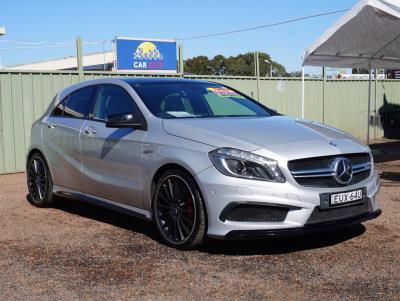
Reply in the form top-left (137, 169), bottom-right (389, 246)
top-left (84, 127), bottom-right (97, 135)
top-left (47, 123), bottom-right (56, 129)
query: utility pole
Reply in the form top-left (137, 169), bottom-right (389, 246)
top-left (0, 27), bottom-right (6, 69)
top-left (178, 44), bottom-right (184, 75)
top-left (76, 37), bottom-right (83, 81)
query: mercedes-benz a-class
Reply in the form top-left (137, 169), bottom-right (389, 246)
top-left (26, 78), bottom-right (381, 249)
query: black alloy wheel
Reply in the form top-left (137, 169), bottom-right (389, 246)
top-left (153, 170), bottom-right (206, 249)
top-left (27, 153), bottom-right (54, 207)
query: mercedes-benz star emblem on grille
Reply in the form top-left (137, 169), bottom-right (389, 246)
top-left (331, 157), bottom-right (353, 185)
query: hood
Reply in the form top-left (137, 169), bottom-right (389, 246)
top-left (162, 116), bottom-right (369, 157)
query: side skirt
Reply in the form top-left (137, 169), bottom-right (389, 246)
top-left (53, 185), bottom-right (152, 221)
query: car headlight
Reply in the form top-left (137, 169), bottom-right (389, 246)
top-left (208, 148), bottom-right (285, 183)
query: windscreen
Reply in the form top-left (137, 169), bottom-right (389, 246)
top-left (131, 82), bottom-right (272, 119)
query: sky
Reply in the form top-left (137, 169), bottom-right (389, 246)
top-left (0, 0), bottom-right (360, 72)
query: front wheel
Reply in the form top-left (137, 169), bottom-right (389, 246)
top-left (152, 169), bottom-right (207, 249)
top-left (26, 153), bottom-right (54, 207)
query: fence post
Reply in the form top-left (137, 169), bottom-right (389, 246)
top-left (254, 51), bottom-right (260, 101)
top-left (374, 69), bottom-right (378, 140)
top-left (76, 36), bottom-right (83, 81)
top-left (178, 44), bottom-right (184, 76)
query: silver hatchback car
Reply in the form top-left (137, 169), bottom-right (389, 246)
top-left (27, 78), bottom-right (381, 249)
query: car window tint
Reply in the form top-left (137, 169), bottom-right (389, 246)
top-left (51, 96), bottom-right (68, 116)
top-left (94, 85), bottom-right (136, 120)
top-left (63, 87), bottom-right (95, 118)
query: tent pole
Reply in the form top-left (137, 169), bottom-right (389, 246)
top-left (301, 66), bottom-right (305, 119)
top-left (367, 60), bottom-right (372, 145)
top-left (322, 66), bottom-right (326, 123)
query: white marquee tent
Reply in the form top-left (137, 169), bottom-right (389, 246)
top-left (302, 0), bottom-right (400, 143)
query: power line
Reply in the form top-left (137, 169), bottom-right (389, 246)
top-left (0, 40), bottom-right (112, 46)
top-left (0, 40), bottom-right (113, 51)
top-left (0, 39), bottom-right (74, 45)
top-left (0, 44), bottom-right (74, 50)
top-left (83, 40), bottom-right (113, 45)
top-left (176, 9), bottom-right (350, 41)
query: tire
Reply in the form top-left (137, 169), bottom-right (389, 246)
top-left (26, 152), bottom-right (54, 207)
top-left (152, 169), bottom-right (207, 249)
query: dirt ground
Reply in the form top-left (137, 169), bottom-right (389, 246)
top-left (1, 143), bottom-right (399, 300)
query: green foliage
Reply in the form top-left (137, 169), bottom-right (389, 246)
top-left (352, 68), bottom-right (369, 74)
top-left (184, 52), bottom-right (287, 77)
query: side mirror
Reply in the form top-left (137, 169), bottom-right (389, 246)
top-left (106, 112), bottom-right (146, 130)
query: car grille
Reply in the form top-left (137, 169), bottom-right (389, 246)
top-left (220, 205), bottom-right (289, 223)
top-left (288, 153), bottom-right (371, 188)
top-left (305, 199), bottom-right (371, 225)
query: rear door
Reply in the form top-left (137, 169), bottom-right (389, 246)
top-left (42, 86), bottom-right (96, 190)
top-left (80, 84), bottom-right (147, 208)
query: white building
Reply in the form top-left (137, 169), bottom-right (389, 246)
top-left (7, 51), bottom-right (115, 71)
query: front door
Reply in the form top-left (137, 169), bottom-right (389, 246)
top-left (80, 84), bottom-right (146, 208)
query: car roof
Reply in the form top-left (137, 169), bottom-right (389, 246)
top-left (120, 77), bottom-right (214, 85)
top-left (56, 77), bottom-right (218, 104)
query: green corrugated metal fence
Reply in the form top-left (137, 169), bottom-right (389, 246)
top-left (1, 70), bottom-right (400, 174)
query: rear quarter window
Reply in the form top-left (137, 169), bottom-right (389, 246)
top-left (51, 96), bottom-right (68, 116)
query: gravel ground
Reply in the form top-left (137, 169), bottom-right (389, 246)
top-left (1, 149), bottom-right (399, 300)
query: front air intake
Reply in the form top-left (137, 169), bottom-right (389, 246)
top-left (220, 204), bottom-right (290, 223)
top-left (306, 199), bottom-right (371, 225)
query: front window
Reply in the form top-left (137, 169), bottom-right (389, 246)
top-left (131, 82), bottom-right (273, 119)
top-left (94, 85), bottom-right (137, 121)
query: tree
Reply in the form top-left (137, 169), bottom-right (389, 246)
top-left (184, 52), bottom-right (287, 76)
top-left (184, 56), bottom-right (212, 75)
top-left (285, 71), bottom-right (302, 77)
top-left (352, 68), bottom-right (369, 74)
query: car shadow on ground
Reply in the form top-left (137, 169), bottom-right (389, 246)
top-left (380, 171), bottom-right (400, 182)
top-left (51, 196), bottom-right (161, 242)
top-left (199, 225), bottom-right (366, 256)
top-left (46, 195), bottom-right (367, 256)
top-left (371, 140), bottom-right (400, 163)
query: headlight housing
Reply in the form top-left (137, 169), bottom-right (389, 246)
top-left (208, 148), bottom-right (285, 183)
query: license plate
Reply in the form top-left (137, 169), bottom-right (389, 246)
top-left (330, 189), bottom-right (363, 206)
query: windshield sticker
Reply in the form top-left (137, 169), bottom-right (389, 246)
top-left (207, 87), bottom-right (244, 98)
top-left (166, 111), bottom-right (197, 118)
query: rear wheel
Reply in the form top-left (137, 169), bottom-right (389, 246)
top-left (152, 169), bottom-right (206, 249)
top-left (27, 153), bottom-right (54, 207)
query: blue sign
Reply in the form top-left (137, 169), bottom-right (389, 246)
top-left (116, 38), bottom-right (177, 72)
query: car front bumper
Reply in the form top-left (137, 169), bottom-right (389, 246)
top-left (224, 209), bottom-right (381, 239)
top-left (196, 166), bottom-right (381, 239)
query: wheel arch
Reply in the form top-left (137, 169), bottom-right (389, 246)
top-left (26, 148), bottom-right (54, 183)
top-left (26, 148), bottom-right (44, 168)
top-left (150, 163), bottom-right (195, 197)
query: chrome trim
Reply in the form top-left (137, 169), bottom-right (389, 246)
top-left (352, 163), bottom-right (372, 173)
top-left (292, 162), bottom-right (371, 178)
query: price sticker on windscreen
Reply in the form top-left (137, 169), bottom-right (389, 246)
top-left (207, 87), bottom-right (244, 98)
